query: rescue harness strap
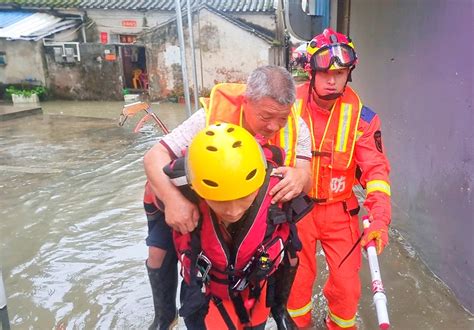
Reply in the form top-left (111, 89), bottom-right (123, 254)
top-left (338, 200), bottom-right (362, 268)
top-left (312, 150), bottom-right (332, 157)
top-left (213, 296), bottom-right (237, 330)
top-left (310, 198), bottom-right (361, 217)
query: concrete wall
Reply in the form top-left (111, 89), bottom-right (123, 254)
top-left (349, 0), bottom-right (473, 311)
top-left (144, 7), bottom-right (272, 99)
top-left (143, 23), bottom-right (181, 99)
top-left (196, 8), bottom-right (271, 87)
top-left (44, 43), bottom-right (123, 100)
top-left (86, 9), bottom-right (172, 43)
top-left (0, 39), bottom-right (46, 85)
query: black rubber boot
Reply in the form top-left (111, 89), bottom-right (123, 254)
top-left (147, 251), bottom-right (178, 330)
top-left (180, 279), bottom-right (209, 330)
top-left (271, 262), bottom-right (299, 330)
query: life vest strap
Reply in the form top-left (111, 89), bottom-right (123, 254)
top-left (342, 200), bottom-right (361, 216)
top-left (210, 274), bottom-right (229, 284)
top-left (268, 204), bottom-right (287, 225)
top-left (230, 291), bottom-right (251, 324)
top-left (312, 150), bottom-right (332, 157)
top-left (312, 197), bottom-right (328, 204)
top-left (163, 157), bottom-right (199, 204)
top-left (284, 193), bottom-right (315, 223)
top-left (212, 296), bottom-right (237, 330)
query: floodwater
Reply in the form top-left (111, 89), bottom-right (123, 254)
top-left (0, 101), bottom-right (472, 329)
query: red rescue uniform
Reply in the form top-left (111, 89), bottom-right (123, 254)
top-left (174, 171), bottom-right (291, 329)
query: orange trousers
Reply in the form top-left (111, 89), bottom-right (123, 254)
top-left (205, 283), bottom-right (269, 329)
top-left (287, 194), bottom-right (361, 329)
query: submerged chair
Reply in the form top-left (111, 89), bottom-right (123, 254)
top-left (132, 69), bottom-right (143, 89)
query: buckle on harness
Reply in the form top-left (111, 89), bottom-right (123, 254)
top-left (268, 204), bottom-right (287, 225)
top-left (231, 276), bottom-right (249, 292)
top-left (196, 252), bottom-right (212, 284)
top-left (231, 249), bottom-right (272, 292)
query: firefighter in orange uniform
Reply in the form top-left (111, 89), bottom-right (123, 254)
top-left (286, 29), bottom-right (392, 329)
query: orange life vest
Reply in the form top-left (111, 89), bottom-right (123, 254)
top-left (295, 83), bottom-right (363, 202)
top-left (200, 83), bottom-right (299, 167)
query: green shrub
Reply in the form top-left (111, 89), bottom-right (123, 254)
top-left (5, 85), bottom-right (48, 100)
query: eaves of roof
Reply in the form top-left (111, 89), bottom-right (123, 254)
top-left (142, 4), bottom-right (274, 44)
top-left (1, 0), bottom-right (276, 12)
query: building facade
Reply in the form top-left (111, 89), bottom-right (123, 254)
top-left (1, 1), bottom-right (281, 100)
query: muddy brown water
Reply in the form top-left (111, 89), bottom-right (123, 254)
top-left (0, 101), bottom-right (472, 329)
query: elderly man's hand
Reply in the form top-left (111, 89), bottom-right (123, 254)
top-left (163, 193), bottom-right (200, 234)
top-left (269, 166), bottom-right (308, 203)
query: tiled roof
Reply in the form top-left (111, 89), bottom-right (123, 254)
top-left (2, 0), bottom-right (276, 12)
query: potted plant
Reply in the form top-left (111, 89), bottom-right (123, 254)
top-left (6, 85), bottom-right (47, 105)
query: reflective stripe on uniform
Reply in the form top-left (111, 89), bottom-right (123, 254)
top-left (335, 103), bottom-right (352, 152)
top-left (328, 309), bottom-right (356, 328)
top-left (288, 300), bottom-right (312, 318)
top-left (293, 99), bottom-right (303, 117)
top-left (366, 179), bottom-right (391, 196)
top-left (345, 99), bottom-right (363, 168)
top-left (280, 113), bottom-right (294, 166)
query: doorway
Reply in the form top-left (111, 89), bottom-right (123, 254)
top-left (120, 45), bottom-right (148, 92)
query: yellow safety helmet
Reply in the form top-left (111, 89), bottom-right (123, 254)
top-left (186, 123), bottom-right (267, 201)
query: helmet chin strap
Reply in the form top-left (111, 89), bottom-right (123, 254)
top-left (318, 91), bottom-right (343, 100)
top-left (309, 70), bottom-right (347, 102)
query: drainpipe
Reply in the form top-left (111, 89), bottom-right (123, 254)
top-left (0, 269), bottom-right (10, 330)
top-left (186, 0), bottom-right (199, 112)
top-left (80, 13), bottom-right (87, 43)
top-left (175, 0), bottom-right (192, 118)
top-left (197, 11), bottom-right (204, 89)
top-left (337, 0), bottom-right (351, 35)
top-left (275, 0), bottom-right (285, 66)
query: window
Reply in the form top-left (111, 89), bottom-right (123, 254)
top-left (109, 33), bottom-right (119, 44)
top-left (120, 35), bottom-right (137, 44)
top-left (0, 52), bottom-right (6, 65)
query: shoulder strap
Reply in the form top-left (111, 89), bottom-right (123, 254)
top-left (283, 193), bottom-right (314, 224)
top-left (163, 157), bottom-right (199, 204)
top-left (178, 217), bottom-right (209, 318)
top-left (263, 144), bottom-right (285, 167)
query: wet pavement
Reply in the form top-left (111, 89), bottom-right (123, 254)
top-left (0, 101), bottom-right (472, 329)
top-left (0, 104), bottom-right (42, 121)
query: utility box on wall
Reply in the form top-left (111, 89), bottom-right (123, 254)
top-left (48, 42), bottom-right (81, 63)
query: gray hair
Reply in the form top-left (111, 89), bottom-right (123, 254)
top-left (244, 65), bottom-right (296, 105)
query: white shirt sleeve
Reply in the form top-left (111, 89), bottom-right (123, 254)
top-left (296, 117), bottom-right (312, 160)
top-left (161, 109), bottom-right (206, 157)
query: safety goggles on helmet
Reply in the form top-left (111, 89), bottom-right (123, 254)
top-left (310, 43), bottom-right (356, 71)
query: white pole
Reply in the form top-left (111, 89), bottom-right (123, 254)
top-left (186, 0), bottom-right (200, 112)
top-left (0, 269), bottom-right (10, 330)
top-left (174, 0), bottom-right (192, 118)
top-left (363, 217), bottom-right (390, 329)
